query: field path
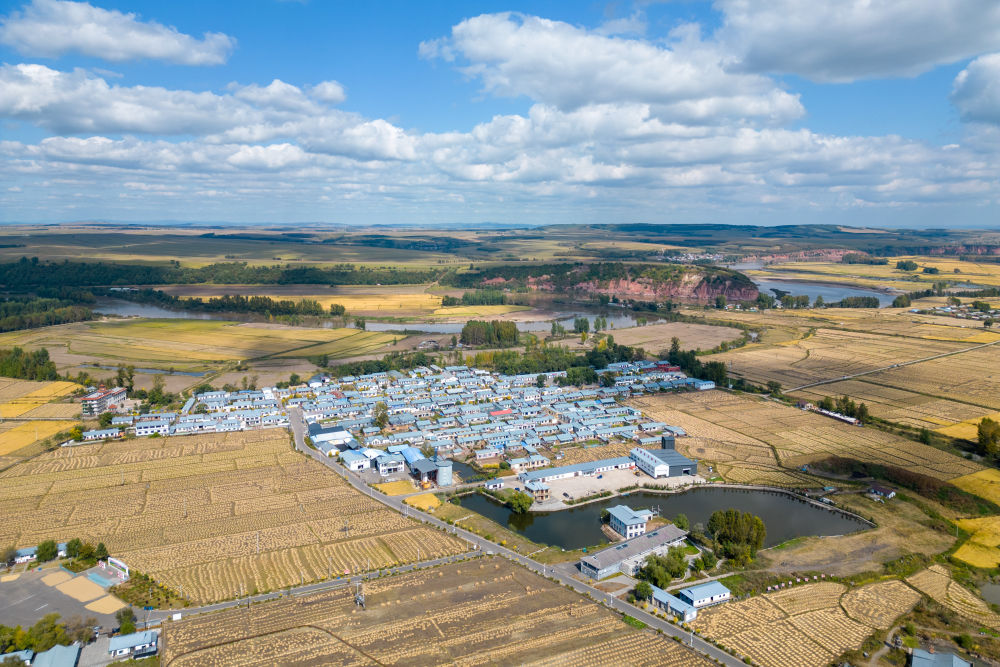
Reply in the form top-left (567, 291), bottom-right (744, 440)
top-left (789, 339), bottom-right (1000, 392)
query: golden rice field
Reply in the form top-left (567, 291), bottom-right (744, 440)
top-left (693, 579), bottom-right (920, 667)
top-left (0, 320), bottom-right (399, 369)
top-left (937, 412), bottom-right (1000, 441)
top-left (375, 479), bottom-right (416, 496)
top-left (403, 493), bottom-right (440, 511)
top-left (430, 304), bottom-right (529, 317)
top-left (754, 256), bottom-right (1000, 289)
top-left (162, 558), bottom-right (711, 667)
top-left (0, 430), bottom-right (465, 604)
top-left (949, 471), bottom-right (1000, 567)
top-left (0, 420), bottom-right (77, 457)
top-left (908, 565), bottom-right (1000, 629)
top-left (0, 380), bottom-right (78, 419)
top-left (630, 391), bottom-right (981, 486)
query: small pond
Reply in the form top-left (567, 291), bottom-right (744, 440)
top-left (751, 279), bottom-right (897, 307)
top-left (456, 487), bottom-right (867, 551)
top-left (94, 298), bottom-right (219, 320)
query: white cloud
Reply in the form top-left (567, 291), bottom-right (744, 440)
top-left (420, 13), bottom-right (802, 125)
top-left (310, 80), bottom-right (346, 104)
top-left (717, 0), bottom-right (1000, 82)
top-left (0, 0), bottom-right (235, 65)
top-left (952, 54), bottom-right (1000, 125)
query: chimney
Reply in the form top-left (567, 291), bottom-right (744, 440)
top-left (661, 434), bottom-right (675, 450)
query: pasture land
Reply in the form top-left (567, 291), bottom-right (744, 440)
top-left (693, 579), bottom-right (920, 667)
top-left (161, 558), bottom-right (711, 666)
top-left (0, 430), bottom-right (465, 604)
top-left (0, 320), bottom-right (397, 372)
top-left (907, 565), bottom-right (1000, 630)
top-left (629, 391), bottom-right (980, 485)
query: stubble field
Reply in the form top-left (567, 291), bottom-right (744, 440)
top-left (162, 558), bottom-right (711, 667)
top-left (0, 430), bottom-right (465, 604)
top-left (629, 391), bottom-right (980, 485)
top-left (693, 579), bottom-right (921, 667)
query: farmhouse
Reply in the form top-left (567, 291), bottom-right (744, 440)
top-left (869, 484), bottom-right (896, 499)
top-left (524, 480), bottom-right (551, 502)
top-left (909, 648), bottom-right (971, 667)
top-left (340, 450), bottom-right (370, 471)
top-left (5, 643), bottom-right (82, 667)
top-left (579, 524), bottom-right (688, 579)
top-left (81, 386), bottom-right (127, 417)
top-left (677, 581), bottom-right (731, 608)
top-left (607, 505), bottom-right (653, 539)
top-left (651, 586), bottom-right (698, 622)
top-left (81, 428), bottom-right (121, 441)
top-left (109, 630), bottom-right (158, 659)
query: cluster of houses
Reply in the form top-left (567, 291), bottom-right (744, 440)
top-left (915, 302), bottom-right (998, 323)
top-left (0, 630), bottom-right (157, 667)
top-left (296, 362), bottom-right (702, 490)
top-left (80, 387), bottom-right (291, 441)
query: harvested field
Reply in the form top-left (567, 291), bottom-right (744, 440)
top-left (162, 558), bottom-right (711, 666)
top-left (403, 493), bottom-right (440, 510)
top-left (630, 391), bottom-right (980, 485)
top-left (375, 480), bottom-right (416, 496)
top-left (577, 321), bottom-right (743, 352)
top-left (0, 420), bottom-right (77, 457)
top-left (791, 379), bottom-right (994, 431)
top-left (0, 430), bottom-right (465, 604)
top-left (866, 345), bottom-right (1000, 410)
top-left (0, 320), bottom-right (400, 371)
top-left (711, 328), bottom-right (965, 390)
top-left (907, 565), bottom-right (1000, 630)
top-left (693, 579), bottom-right (920, 667)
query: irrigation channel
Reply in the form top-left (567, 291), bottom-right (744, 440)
top-left (455, 487), bottom-right (868, 551)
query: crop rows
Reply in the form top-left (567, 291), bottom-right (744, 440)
top-left (908, 566), bottom-right (1000, 630)
top-left (694, 579), bottom-right (923, 667)
top-left (0, 429), bottom-right (465, 603)
top-left (163, 559), bottom-right (704, 666)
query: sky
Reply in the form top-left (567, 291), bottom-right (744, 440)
top-left (1, 0), bottom-right (999, 227)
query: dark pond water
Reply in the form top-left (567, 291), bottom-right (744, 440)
top-left (456, 487), bottom-right (867, 550)
top-left (450, 460), bottom-right (482, 482)
top-left (979, 582), bottom-right (1000, 606)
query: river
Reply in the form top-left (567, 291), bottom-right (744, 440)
top-left (456, 487), bottom-right (867, 551)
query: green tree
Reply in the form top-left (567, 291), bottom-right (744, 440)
top-left (673, 513), bottom-right (689, 530)
top-left (354, 317), bottom-right (366, 330)
top-left (715, 295), bottom-right (727, 309)
top-left (26, 613), bottom-right (69, 652)
top-left (979, 417), bottom-right (1000, 456)
top-left (373, 401), bottom-right (389, 429)
top-left (95, 542), bottom-right (108, 561)
top-left (115, 608), bottom-right (136, 635)
top-left (77, 542), bottom-right (95, 561)
top-left (896, 260), bottom-right (918, 271)
top-left (892, 294), bottom-right (912, 308)
top-left (35, 540), bottom-right (57, 562)
top-left (766, 380), bottom-right (782, 395)
top-left (635, 580), bottom-right (653, 601)
top-left (289, 373), bottom-right (300, 385)
top-left (507, 491), bottom-right (533, 514)
top-left (65, 538), bottom-right (81, 559)
top-left (329, 303), bottom-right (346, 316)
top-left (2, 545), bottom-right (17, 566)
top-left (707, 509), bottom-right (766, 565)
top-left (536, 374), bottom-right (546, 388)
top-left (69, 426), bottom-right (83, 442)
top-left (98, 412), bottom-right (113, 428)
top-left (637, 547), bottom-right (688, 587)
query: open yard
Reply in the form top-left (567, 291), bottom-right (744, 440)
top-left (629, 391), bottom-right (981, 486)
top-left (0, 430), bottom-right (466, 604)
top-left (692, 579), bottom-right (921, 667)
top-left (0, 320), bottom-right (399, 373)
top-left (161, 557), bottom-right (711, 666)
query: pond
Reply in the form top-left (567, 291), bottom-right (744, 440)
top-left (456, 487), bottom-right (867, 551)
top-left (450, 460), bottom-right (483, 482)
top-left (751, 279), bottom-right (897, 307)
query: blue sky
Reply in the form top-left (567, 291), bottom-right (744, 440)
top-left (1, 0), bottom-right (999, 227)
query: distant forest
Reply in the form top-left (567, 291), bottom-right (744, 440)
top-left (0, 258), bottom-right (444, 287)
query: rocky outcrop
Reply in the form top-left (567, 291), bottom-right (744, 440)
top-left (573, 274), bottom-right (757, 303)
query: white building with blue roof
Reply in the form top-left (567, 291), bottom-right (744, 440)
top-left (607, 505), bottom-right (653, 539)
top-left (677, 581), bottom-right (731, 608)
top-left (109, 630), bottom-right (158, 658)
top-left (651, 586), bottom-right (698, 622)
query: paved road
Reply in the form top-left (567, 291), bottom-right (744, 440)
top-left (788, 339), bottom-right (1000, 393)
top-left (287, 408), bottom-right (744, 667)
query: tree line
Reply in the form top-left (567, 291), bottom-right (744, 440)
top-left (440, 290), bottom-right (506, 307)
top-left (0, 257), bottom-right (445, 287)
top-left (0, 297), bottom-right (93, 333)
top-left (666, 337), bottom-right (728, 385)
top-left (103, 288), bottom-right (346, 317)
top-left (0, 347), bottom-right (59, 380)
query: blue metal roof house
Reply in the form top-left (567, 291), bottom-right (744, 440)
top-left (651, 586), bottom-right (697, 622)
top-left (909, 648), bottom-right (971, 667)
top-left (677, 581), bottom-right (731, 608)
top-left (32, 643), bottom-right (82, 667)
top-left (109, 630), bottom-right (158, 658)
